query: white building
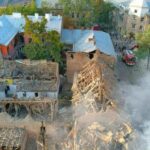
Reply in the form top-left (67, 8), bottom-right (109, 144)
top-left (129, 0), bottom-right (150, 17)
top-left (113, 0), bottom-right (150, 34)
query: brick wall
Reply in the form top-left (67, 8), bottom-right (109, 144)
top-left (66, 50), bottom-right (115, 83)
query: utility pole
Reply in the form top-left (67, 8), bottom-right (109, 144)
top-left (147, 47), bottom-right (150, 70)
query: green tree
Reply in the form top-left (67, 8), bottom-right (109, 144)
top-left (59, 0), bottom-right (114, 28)
top-left (136, 25), bottom-right (150, 69)
top-left (0, 0), bottom-right (37, 15)
top-left (23, 17), bottom-right (63, 62)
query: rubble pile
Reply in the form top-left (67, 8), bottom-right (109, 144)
top-left (72, 61), bottom-right (113, 113)
top-left (62, 61), bottom-right (136, 150)
top-left (0, 127), bottom-right (27, 150)
top-left (63, 110), bottom-right (134, 150)
top-left (0, 60), bottom-right (58, 81)
top-left (0, 98), bottom-right (58, 121)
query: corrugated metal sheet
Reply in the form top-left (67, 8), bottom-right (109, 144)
top-left (61, 29), bottom-right (116, 57)
top-left (0, 16), bottom-right (18, 46)
top-left (0, 13), bottom-right (62, 46)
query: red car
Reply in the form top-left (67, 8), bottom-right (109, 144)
top-left (122, 50), bottom-right (136, 66)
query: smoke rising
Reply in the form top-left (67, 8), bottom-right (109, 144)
top-left (117, 71), bottom-right (150, 150)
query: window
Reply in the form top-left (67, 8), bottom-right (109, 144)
top-left (141, 17), bottom-right (144, 22)
top-left (71, 12), bottom-right (74, 18)
top-left (76, 13), bottom-right (79, 18)
top-left (89, 53), bottom-right (94, 59)
top-left (71, 54), bottom-right (74, 59)
top-left (35, 92), bottom-right (38, 97)
top-left (134, 9), bottom-right (137, 13)
top-left (139, 25), bottom-right (143, 30)
top-left (132, 24), bottom-right (136, 28)
top-left (133, 15), bottom-right (136, 20)
top-left (23, 92), bottom-right (26, 97)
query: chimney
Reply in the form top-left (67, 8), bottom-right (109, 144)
top-left (35, 13), bottom-right (39, 20)
top-left (45, 14), bottom-right (52, 21)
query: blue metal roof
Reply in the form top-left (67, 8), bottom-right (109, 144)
top-left (5, 15), bottom-right (25, 32)
top-left (0, 16), bottom-right (18, 46)
top-left (0, 13), bottom-right (62, 46)
top-left (61, 29), bottom-right (116, 57)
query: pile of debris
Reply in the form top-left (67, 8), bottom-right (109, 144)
top-left (0, 127), bottom-right (27, 150)
top-left (62, 61), bottom-right (136, 150)
top-left (72, 61), bottom-right (114, 113)
top-left (0, 60), bottom-right (59, 81)
top-left (0, 98), bottom-right (58, 121)
top-left (63, 109), bottom-right (135, 150)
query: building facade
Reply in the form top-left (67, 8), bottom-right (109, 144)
top-left (113, 0), bottom-right (150, 35)
top-left (61, 29), bottom-right (116, 82)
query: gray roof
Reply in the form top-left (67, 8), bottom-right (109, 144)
top-left (0, 60), bottom-right (58, 79)
top-left (16, 80), bottom-right (58, 92)
top-left (61, 29), bottom-right (116, 57)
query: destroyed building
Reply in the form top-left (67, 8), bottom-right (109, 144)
top-left (0, 60), bottom-right (59, 120)
top-left (0, 97), bottom-right (58, 121)
top-left (0, 60), bottom-right (59, 99)
top-left (61, 29), bottom-right (116, 82)
top-left (62, 61), bottom-right (136, 150)
top-left (0, 127), bottom-right (27, 150)
top-left (72, 61), bottom-right (115, 114)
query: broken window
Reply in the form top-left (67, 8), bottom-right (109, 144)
top-left (71, 54), bottom-right (74, 59)
top-left (23, 92), bottom-right (26, 97)
top-left (89, 53), bottom-right (94, 59)
top-left (35, 92), bottom-right (38, 97)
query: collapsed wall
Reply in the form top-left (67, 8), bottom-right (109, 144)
top-left (72, 60), bottom-right (115, 113)
top-left (0, 98), bottom-right (58, 121)
top-left (62, 61), bottom-right (136, 150)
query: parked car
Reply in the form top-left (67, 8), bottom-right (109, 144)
top-left (122, 50), bottom-right (136, 66)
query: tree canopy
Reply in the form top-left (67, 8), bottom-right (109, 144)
top-left (23, 17), bottom-right (63, 62)
top-left (136, 25), bottom-right (150, 69)
top-left (59, 0), bottom-right (115, 28)
top-left (136, 25), bottom-right (150, 48)
top-left (136, 25), bottom-right (150, 58)
top-left (0, 0), bottom-right (37, 15)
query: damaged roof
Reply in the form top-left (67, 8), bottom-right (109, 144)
top-left (16, 80), bottom-right (58, 92)
top-left (0, 60), bottom-right (59, 91)
top-left (0, 60), bottom-right (58, 79)
top-left (61, 29), bottom-right (116, 57)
